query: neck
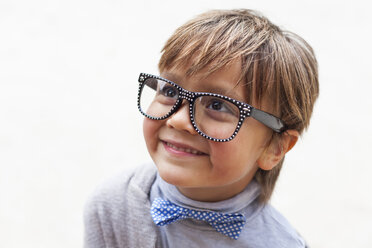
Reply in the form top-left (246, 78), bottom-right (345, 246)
top-left (176, 171), bottom-right (256, 202)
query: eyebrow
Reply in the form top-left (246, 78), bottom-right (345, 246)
top-left (160, 72), bottom-right (244, 101)
top-left (161, 72), bottom-right (182, 85)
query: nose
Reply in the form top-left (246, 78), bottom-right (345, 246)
top-left (165, 102), bottom-right (198, 135)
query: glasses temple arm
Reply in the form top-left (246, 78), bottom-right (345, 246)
top-left (250, 108), bottom-right (287, 133)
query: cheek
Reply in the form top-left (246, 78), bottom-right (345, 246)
top-left (143, 118), bottom-right (153, 137)
top-left (143, 118), bottom-right (160, 152)
top-left (209, 141), bottom-right (246, 171)
top-left (208, 136), bottom-right (261, 174)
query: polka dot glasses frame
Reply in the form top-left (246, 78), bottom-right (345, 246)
top-left (137, 73), bottom-right (287, 142)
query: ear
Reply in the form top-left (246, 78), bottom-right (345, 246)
top-left (257, 130), bottom-right (299, 171)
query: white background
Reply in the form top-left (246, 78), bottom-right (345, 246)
top-left (1, 0), bottom-right (371, 247)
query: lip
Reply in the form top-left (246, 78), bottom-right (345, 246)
top-left (161, 140), bottom-right (207, 157)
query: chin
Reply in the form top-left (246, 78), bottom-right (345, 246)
top-left (156, 162), bottom-right (198, 188)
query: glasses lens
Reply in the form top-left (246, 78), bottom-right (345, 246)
top-left (194, 96), bottom-right (240, 140)
top-left (139, 77), bottom-right (179, 118)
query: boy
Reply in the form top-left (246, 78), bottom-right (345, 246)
top-left (84, 9), bottom-right (318, 248)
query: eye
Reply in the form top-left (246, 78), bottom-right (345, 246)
top-left (196, 96), bottom-right (239, 123)
top-left (209, 100), bottom-right (223, 110)
top-left (160, 85), bottom-right (178, 98)
top-left (206, 99), bottom-right (233, 113)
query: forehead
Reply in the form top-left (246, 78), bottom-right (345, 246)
top-left (161, 59), bottom-right (248, 102)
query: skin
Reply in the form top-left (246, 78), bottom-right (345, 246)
top-left (143, 60), bottom-right (299, 202)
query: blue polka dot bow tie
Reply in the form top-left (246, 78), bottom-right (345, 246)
top-left (150, 198), bottom-right (246, 240)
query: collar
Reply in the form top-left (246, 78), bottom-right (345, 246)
top-left (150, 173), bottom-right (261, 216)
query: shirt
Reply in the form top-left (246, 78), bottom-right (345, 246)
top-left (84, 163), bottom-right (307, 248)
top-left (150, 173), bottom-right (306, 248)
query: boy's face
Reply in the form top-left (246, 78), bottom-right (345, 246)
top-left (143, 60), bottom-right (273, 201)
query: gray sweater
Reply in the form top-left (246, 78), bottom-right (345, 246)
top-left (84, 163), bottom-right (307, 248)
top-left (84, 164), bottom-right (158, 247)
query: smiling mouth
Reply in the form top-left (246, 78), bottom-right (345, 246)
top-left (163, 141), bottom-right (205, 155)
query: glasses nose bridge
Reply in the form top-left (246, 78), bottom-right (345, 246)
top-left (164, 88), bottom-right (198, 135)
top-left (178, 88), bottom-right (195, 103)
top-left (174, 88), bottom-right (195, 115)
top-left (168, 88), bottom-right (195, 124)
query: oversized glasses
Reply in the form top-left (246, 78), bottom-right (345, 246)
top-left (137, 73), bottom-right (287, 142)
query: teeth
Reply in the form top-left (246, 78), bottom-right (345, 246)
top-left (166, 142), bottom-right (203, 155)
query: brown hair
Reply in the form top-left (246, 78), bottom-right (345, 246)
top-left (158, 9), bottom-right (319, 203)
